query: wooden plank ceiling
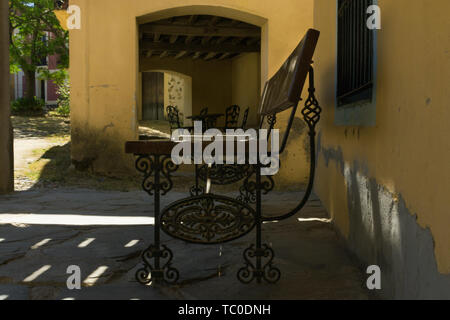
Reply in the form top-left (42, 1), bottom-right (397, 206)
top-left (140, 15), bottom-right (261, 61)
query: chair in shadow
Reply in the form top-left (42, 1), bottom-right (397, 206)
top-left (241, 107), bottom-right (250, 129)
top-left (166, 106), bottom-right (193, 133)
top-left (224, 105), bottom-right (241, 130)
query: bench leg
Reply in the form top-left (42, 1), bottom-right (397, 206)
top-left (134, 155), bottom-right (179, 285)
top-left (237, 164), bottom-right (280, 284)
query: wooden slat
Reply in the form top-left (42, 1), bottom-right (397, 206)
top-left (260, 29), bottom-right (320, 116)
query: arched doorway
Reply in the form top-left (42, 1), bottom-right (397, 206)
top-left (138, 14), bottom-right (262, 132)
top-left (141, 70), bottom-right (192, 122)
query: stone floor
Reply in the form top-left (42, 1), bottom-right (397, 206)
top-left (0, 187), bottom-right (371, 300)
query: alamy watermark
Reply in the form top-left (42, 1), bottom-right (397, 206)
top-left (66, 5), bottom-right (81, 30)
top-left (171, 122), bottom-right (280, 176)
top-left (366, 265), bottom-right (381, 290)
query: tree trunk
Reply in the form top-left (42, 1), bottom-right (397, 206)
top-left (0, 0), bottom-right (14, 193)
top-left (25, 70), bottom-right (36, 99)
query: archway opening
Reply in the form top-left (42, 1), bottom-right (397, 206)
top-left (137, 14), bottom-right (262, 137)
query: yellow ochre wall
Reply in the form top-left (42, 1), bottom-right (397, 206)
top-left (314, 0), bottom-right (450, 298)
top-left (231, 53), bottom-right (261, 128)
top-left (69, 0), bottom-right (314, 182)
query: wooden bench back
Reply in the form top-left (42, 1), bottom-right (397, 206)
top-left (260, 29), bottom-right (320, 117)
top-left (258, 29), bottom-right (320, 153)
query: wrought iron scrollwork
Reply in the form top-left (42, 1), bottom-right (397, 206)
top-left (267, 114), bottom-right (277, 128)
top-left (225, 105), bottom-right (241, 129)
top-left (237, 244), bottom-right (281, 284)
top-left (301, 67), bottom-right (322, 132)
top-left (160, 155), bottom-right (179, 195)
top-left (136, 156), bottom-right (156, 195)
top-left (135, 155), bottom-right (178, 196)
top-left (135, 244), bottom-right (179, 285)
top-left (198, 164), bottom-right (252, 186)
top-left (237, 178), bottom-right (257, 204)
top-left (161, 194), bottom-right (257, 244)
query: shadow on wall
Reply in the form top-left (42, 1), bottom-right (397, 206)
top-left (318, 133), bottom-right (450, 299)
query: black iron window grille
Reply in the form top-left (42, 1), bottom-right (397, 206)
top-left (337, 0), bottom-right (374, 107)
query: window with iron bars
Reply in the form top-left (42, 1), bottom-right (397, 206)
top-left (337, 0), bottom-right (374, 107)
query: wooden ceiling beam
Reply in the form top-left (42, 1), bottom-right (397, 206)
top-left (204, 52), bottom-right (218, 61)
top-left (142, 24), bottom-right (260, 38)
top-left (232, 37), bottom-right (243, 46)
top-left (210, 16), bottom-right (221, 25)
top-left (246, 37), bottom-right (260, 46)
top-left (192, 52), bottom-right (202, 60)
top-left (188, 15), bottom-right (198, 25)
top-left (217, 52), bottom-right (231, 60)
top-left (201, 36), bottom-right (213, 46)
top-left (216, 36), bottom-right (228, 44)
top-left (185, 35), bottom-right (195, 44)
top-left (174, 51), bottom-right (188, 59)
top-left (141, 40), bottom-right (260, 54)
top-left (169, 35), bottom-right (178, 44)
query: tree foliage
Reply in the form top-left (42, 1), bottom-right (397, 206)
top-left (9, 0), bottom-right (69, 98)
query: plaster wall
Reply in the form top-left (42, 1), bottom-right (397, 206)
top-left (231, 52), bottom-right (260, 128)
top-left (313, 0), bottom-right (450, 298)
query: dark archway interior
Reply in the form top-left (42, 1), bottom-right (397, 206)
top-left (139, 15), bottom-right (261, 61)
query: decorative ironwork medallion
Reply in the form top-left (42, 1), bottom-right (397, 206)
top-left (237, 244), bottom-right (281, 284)
top-left (161, 194), bottom-right (257, 244)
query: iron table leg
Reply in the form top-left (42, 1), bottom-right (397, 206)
top-left (134, 155), bottom-right (179, 285)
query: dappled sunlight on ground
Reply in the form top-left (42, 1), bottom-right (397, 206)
top-left (139, 120), bottom-right (171, 139)
top-left (0, 189), bottom-right (372, 300)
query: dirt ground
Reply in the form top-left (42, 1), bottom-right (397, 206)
top-left (12, 116), bottom-right (71, 191)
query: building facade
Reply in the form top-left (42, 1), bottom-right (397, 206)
top-left (11, 53), bottom-right (60, 105)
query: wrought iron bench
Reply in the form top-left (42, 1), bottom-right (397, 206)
top-left (125, 28), bottom-right (321, 285)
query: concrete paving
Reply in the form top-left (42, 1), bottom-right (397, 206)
top-left (0, 188), bottom-right (371, 300)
